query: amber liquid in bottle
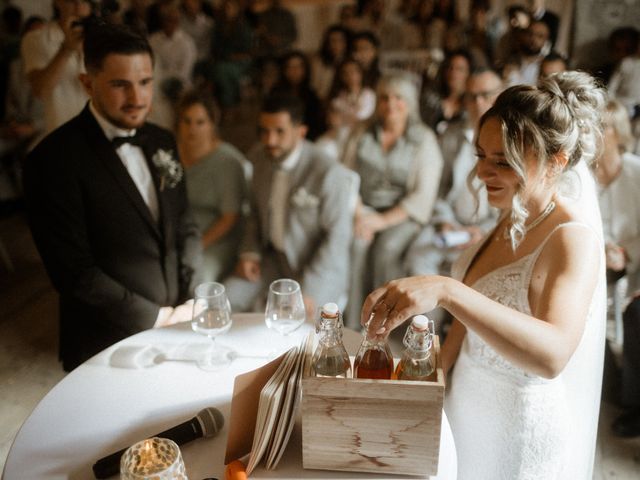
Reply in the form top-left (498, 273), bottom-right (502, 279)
top-left (394, 357), bottom-right (436, 382)
top-left (354, 346), bottom-right (394, 379)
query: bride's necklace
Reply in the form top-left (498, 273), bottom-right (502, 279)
top-left (501, 200), bottom-right (556, 240)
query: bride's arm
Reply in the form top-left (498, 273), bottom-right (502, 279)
top-left (362, 226), bottom-right (601, 379)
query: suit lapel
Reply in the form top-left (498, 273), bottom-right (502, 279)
top-left (79, 107), bottom-right (162, 240)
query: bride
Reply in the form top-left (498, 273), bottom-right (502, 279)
top-left (360, 71), bottom-right (607, 479)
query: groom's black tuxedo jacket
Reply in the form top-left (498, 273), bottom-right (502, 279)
top-left (24, 105), bottom-right (201, 371)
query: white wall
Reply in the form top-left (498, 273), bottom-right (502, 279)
top-left (572, 0), bottom-right (640, 70)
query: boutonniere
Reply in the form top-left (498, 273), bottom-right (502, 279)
top-left (152, 149), bottom-right (183, 191)
top-left (290, 187), bottom-right (320, 208)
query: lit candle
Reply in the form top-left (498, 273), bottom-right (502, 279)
top-left (121, 437), bottom-right (187, 479)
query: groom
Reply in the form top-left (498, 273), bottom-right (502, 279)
top-left (23, 22), bottom-right (201, 371)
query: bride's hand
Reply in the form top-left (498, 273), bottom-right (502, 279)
top-left (361, 276), bottom-right (449, 339)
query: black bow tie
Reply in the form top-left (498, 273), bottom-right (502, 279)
top-left (112, 132), bottom-right (144, 149)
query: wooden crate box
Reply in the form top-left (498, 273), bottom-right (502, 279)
top-left (301, 337), bottom-right (444, 476)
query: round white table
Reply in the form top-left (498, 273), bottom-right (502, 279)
top-left (2, 314), bottom-right (456, 480)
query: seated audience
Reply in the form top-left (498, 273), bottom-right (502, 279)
top-left (327, 58), bottom-right (376, 130)
top-left (177, 91), bottom-right (248, 282)
top-left (342, 73), bottom-right (443, 324)
top-left (593, 99), bottom-right (640, 437)
top-left (420, 49), bottom-right (472, 135)
top-left (405, 68), bottom-right (502, 277)
top-left (310, 25), bottom-right (350, 101)
top-left (271, 50), bottom-right (324, 140)
top-left (20, 0), bottom-right (91, 135)
top-left (224, 94), bottom-right (355, 317)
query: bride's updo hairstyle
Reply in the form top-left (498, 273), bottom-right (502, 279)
top-left (476, 71), bottom-right (606, 249)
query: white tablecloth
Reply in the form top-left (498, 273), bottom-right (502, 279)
top-left (2, 314), bottom-right (456, 480)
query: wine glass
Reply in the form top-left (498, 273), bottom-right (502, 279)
top-left (191, 282), bottom-right (233, 370)
top-left (265, 279), bottom-right (306, 339)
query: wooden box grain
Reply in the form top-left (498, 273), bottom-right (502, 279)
top-left (301, 337), bottom-right (444, 476)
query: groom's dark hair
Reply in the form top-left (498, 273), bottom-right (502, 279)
top-left (83, 21), bottom-right (154, 73)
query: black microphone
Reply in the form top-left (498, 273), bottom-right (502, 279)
top-left (92, 407), bottom-right (224, 479)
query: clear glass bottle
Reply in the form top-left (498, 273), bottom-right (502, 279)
top-left (311, 303), bottom-right (352, 378)
top-left (394, 315), bottom-right (435, 381)
top-left (353, 332), bottom-right (394, 380)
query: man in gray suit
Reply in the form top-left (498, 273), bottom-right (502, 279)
top-left (225, 94), bottom-right (356, 316)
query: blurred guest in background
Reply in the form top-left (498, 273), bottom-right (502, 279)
top-left (209, 0), bottom-right (253, 112)
top-left (608, 47), bottom-right (640, 118)
top-left (271, 50), bottom-right (324, 140)
top-left (225, 94), bottom-right (355, 316)
top-left (311, 25), bottom-right (350, 101)
top-left (149, 0), bottom-right (197, 105)
top-left (526, 0), bottom-right (559, 48)
top-left (594, 27), bottom-right (639, 86)
top-left (351, 30), bottom-right (381, 89)
top-left (593, 100), bottom-right (640, 437)
top-left (21, 0), bottom-right (92, 134)
top-left (123, 0), bottom-right (152, 34)
top-left (177, 91), bottom-right (248, 282)
top-left (503, 19), bottom-right (550, 86)
top-left (327, 57), bottom-right (376, 130)
top-left (342, 73), bottom-right (442, 324)
top-left (420, 49), bottom-right (472, 135)
top-left (494, 4), bottom-right (530, 70)
top-left (538, 50), bottom-right (567, 82)
top-left (409, 0), bottom-right (447, 50)
top-left (180, 0), bottom-right (213, 63)
top-left (246, 0), bottom-right (297, 60)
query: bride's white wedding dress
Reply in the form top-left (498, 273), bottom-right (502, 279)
top-left (444, 164), bottom-right (607, 480)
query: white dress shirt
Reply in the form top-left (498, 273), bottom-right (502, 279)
top-left (89, 102), bottom-right (159, 222)
top-left (269, 142), bottom-right (302, 251)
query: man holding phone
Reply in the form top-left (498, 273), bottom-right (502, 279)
top-left (21, 0), bottom-right (93, 134)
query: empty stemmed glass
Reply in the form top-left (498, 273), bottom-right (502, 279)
top-left (265, 279), bottom-right (306, 339)
top-left (191, 282), bottom-right (233, 370)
